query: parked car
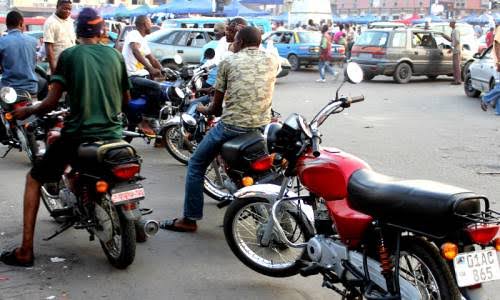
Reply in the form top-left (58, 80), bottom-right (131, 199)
top-left (162, 17), bottom-right (272, 33)
top-left (464, 46), bottom-right (496, 97)
top-left (199, 40), bottom-right (292, 78)
top-left (351, 28), bottom-right (470, 83)
top-left (414, 22), bottom-right (478, 58)
top-left (147, 28), bottom-right (216, 67)
top-left (114, 25), bottom-right (161, 52)
top-left (261, 30), bottom-right (345, 71)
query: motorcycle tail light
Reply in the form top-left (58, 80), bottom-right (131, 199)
top-left (96, 180), bottom-right (109, 193)
top-left (440, 242), bottom-right (458, 261)
top-left (250, 155), bottom-right (274, 172)
top-left (466, 224), bottom-right (500, 245)
top-left (112, 164), bottom-right (141, 181)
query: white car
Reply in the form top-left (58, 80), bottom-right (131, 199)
top-left (464, 46), bottom-right (496, 97)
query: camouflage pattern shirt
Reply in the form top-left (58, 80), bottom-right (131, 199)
top-left (214, 47), bottom-right (279, 128)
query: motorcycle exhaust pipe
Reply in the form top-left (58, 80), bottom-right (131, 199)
top-left (137, 219), bottom-right (160, 237)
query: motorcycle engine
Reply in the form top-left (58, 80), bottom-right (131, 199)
top-left (58, 188), bottom-right (78, 208)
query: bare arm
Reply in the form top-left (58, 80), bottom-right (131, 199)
top-left (198, 90), bottom-right (224, 116)
top-left (146, 54), bottom-right (162, 69)
top-left (45, 43), bottom-right (56, 73)
top-left (130, 42), bottom-right (153, 70)
top-left (12, 82), bottom-right (64, 120)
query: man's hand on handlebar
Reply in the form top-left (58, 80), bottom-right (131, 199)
top-left (147, 67), bottom-right (162, 78)
top-left (11, 106), bottom-right (34, 121)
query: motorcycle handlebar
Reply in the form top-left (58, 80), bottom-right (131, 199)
top-left (311, 132), bottom-right (320, 157)
top-left (349, 95), bottom-right (365, 104)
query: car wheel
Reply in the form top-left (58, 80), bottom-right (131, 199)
top-left (426, 75), bottom-right (438, 80)
top-left (490, 78), bottom-right (496, 91)
top-left (288, 55), bottom-right (300, 71)
top-left (464, 73), bottom-right (481, 98)
top-left (364, 74), bottom-right (375, 81)
top-left (393, 62), bottom-right (412, 84)
top-left (462, 61), bottom-right (472, 81)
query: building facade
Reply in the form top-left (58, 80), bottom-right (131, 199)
top-left (331, 0), bottom-right (490, 18)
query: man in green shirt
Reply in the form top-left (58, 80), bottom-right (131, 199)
top-left (0, 8), bottom-right (130, 267)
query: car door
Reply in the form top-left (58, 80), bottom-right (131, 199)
top-left (149, 30), bottom-right (179, 62)
top-left (477, 48), bottom-right (494, 91)
top-left (410, 32), bottom-right (431, 74)
top-left (275, 32), bottom-right (294, 57)
top-left (183, 31), bottom-right (210, 63)
top-left (432, 32), bottom-right (453, 74)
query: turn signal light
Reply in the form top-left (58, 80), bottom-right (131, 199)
top-left (112, 164), bottom-right (140, 181)
top-left (250, 155), bottom-right (274, 172)
top-left (242, 176), bottom-right (254, 187)
top-left (494, 238), bottom-right (500, 251)
top-left (4, 113), bottom-right (13, 121)
top-left (96, 180), bottom-right (109, 193)
top-left (441, 242), bottom-right (459, 261)
top-left (466, 224), bottom-right (500, 246)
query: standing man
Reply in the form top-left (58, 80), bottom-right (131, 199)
top-left (0, 8), bottom-right (130, 267)
top-left (317, 25), bottom-right (337, 83)
top-left (449, 20), bottom-right (462, 85)
top-left (481, 25), bottom-right (500, 115)
top-left (44, 0), bottom-right (76, 74)
top-left (160, 27), bottom-right (279, 232)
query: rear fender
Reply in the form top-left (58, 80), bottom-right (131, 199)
top-left (159, 116), bottom-right (181, 136)
top-left (234, 184), bottom-right (315, 228)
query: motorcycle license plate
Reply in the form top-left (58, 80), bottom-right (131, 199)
top-left (111, 188), bottom-right (145, 204)
top-left (453, 249), bottom-right (500, 287)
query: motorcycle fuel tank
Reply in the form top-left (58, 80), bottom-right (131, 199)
top-left (297, 147), bottom-right (370, 200)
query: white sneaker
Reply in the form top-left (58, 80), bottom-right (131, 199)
top-left (316, 78), bottom-right (326, 83)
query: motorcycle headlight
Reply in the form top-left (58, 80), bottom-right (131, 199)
top-left (194, 78), bottom-right (203, 91)
top-left (166, 87), bottom-right (185, 106)
top-left (0, 87), bottom-right (17, 104)
top-left (181, 113), bottom-right (197, 133)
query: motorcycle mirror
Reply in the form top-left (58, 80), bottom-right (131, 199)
top-left (0, 87), bottom-right (17, 104)
top-left (345, 62), bottom-right (364, 84)
top-left (174, 54), bottom-right (183, 65)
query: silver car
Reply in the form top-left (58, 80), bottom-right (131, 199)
top-left (464, 46), bottom-right (496, 98)
top-left (147, 28), bottom-right (216, 67)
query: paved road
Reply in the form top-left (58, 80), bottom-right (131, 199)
top-left (0, 70), bottom-right (499, 300)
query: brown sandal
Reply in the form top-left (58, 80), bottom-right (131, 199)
top-left (160, 218), bottom-right (197, 232)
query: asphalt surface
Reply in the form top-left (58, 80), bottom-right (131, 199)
top-left (0, 70), bottom-right (499, 300)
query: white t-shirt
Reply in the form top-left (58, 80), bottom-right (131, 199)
top-left (122, 30), bottom-right (151, 77)
top-left (43, 13), bottom-right (76, 61)
top-left (213, 36), bottom-right (231, 65)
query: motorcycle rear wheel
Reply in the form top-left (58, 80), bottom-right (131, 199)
top-left (223, 197), bottom-right (312, 277)
top-left (398, 237), bottom-right (461, 300)
top-left (203, 160), bottom-right (232, 202)
top-left (163, 124), bottom-right (192, 165)
top-left (100, 202), bottom-right (136, 269)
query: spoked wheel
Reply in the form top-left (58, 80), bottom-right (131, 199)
top-left (100, 199), bottom-right (136, 269)
top-left (398, 237), bottom-right (461, 300)
top-left (163, 124), bottom-right (193, 165)
top-left (15, 127), bottom-right (35, 163)
top-left (203, 160), bottom-right (232, 201)
top-left (223, 198), bottom-right (312, 277)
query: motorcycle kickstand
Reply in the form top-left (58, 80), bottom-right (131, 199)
top-left (43, 222), bottom-right (74, 241)
top-left (1, 145), bottom-right (14, 158)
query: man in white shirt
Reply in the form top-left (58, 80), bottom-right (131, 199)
top-left (43, 0), bottom-right (76, 74)
top-left (122, 15), bottom-right (163, 136)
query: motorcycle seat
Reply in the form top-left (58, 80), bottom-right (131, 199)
top-left (347, 169), bottom-right (481, 234)
top-left (77, 140), bottom-right (137, 164)
top-left (221, 131), bottom-right (267, 167)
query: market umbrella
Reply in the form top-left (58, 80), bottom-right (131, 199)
top-left (114, 4), bottom-right (132, 18)
top-left (225, 2), bottom-right (270, 17)
top-left (128, 4), bottom-right (152, 17)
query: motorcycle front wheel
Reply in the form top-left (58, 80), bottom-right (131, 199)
top-left (223, 197), bottom-right (312, 277)
top-left (398, 237), bottom-right (461, 300)
top-left (163, 124), bottom-right (192, 165)
top-left (100, 201), bottom-right (136, 269)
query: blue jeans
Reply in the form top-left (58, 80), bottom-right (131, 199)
top-left (186, 95), bottom-right (211, 117)
top-left (482, 75), bottom-right (500, 115)
top-left (319, 60), bottom-right (336, 80)
top-left (183, 122), bottom-right (257, 220)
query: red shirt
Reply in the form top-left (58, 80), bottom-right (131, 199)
top-left (320, 33), bottom-right (332, 61)
top-left (486, 31), bottom-right (494, 47)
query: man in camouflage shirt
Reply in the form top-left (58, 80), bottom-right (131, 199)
top-left (161, 26), bottom-right (279, 232)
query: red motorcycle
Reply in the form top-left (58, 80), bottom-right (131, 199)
top-left (223, 63), bottom-right (500, 299)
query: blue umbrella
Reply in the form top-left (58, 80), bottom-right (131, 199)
top-left (114, 3), bottom-right (132, 18)
top-left (412, 15), bottom-right (445, 24)
top-left (128, 4), bottom-right (152, 17)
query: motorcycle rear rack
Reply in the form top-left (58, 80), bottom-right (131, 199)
top-left (455, 209), bottom-right (500, 225)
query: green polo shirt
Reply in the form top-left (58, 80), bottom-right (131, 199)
top-left (51, 44), bottom-right (130, 140)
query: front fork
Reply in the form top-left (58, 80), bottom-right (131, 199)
top-left (260, 176), bottom-right (307, 249)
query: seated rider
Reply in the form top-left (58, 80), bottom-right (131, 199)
top-left (0, 11), bottom-right (48, 144)
top-left (160, 26), bottom-right (279, 232)
top-left (0, 8), bottom-right (130, 267)
top-left (122, 15), bottom-right (163, 136)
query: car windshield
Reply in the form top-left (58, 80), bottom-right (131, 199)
top-left (297, 32), bottom-right (321, 44)
top-left (356, 31), bottom-right (389, 47)
top-left (146, 29), bottom-right (172, 42)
